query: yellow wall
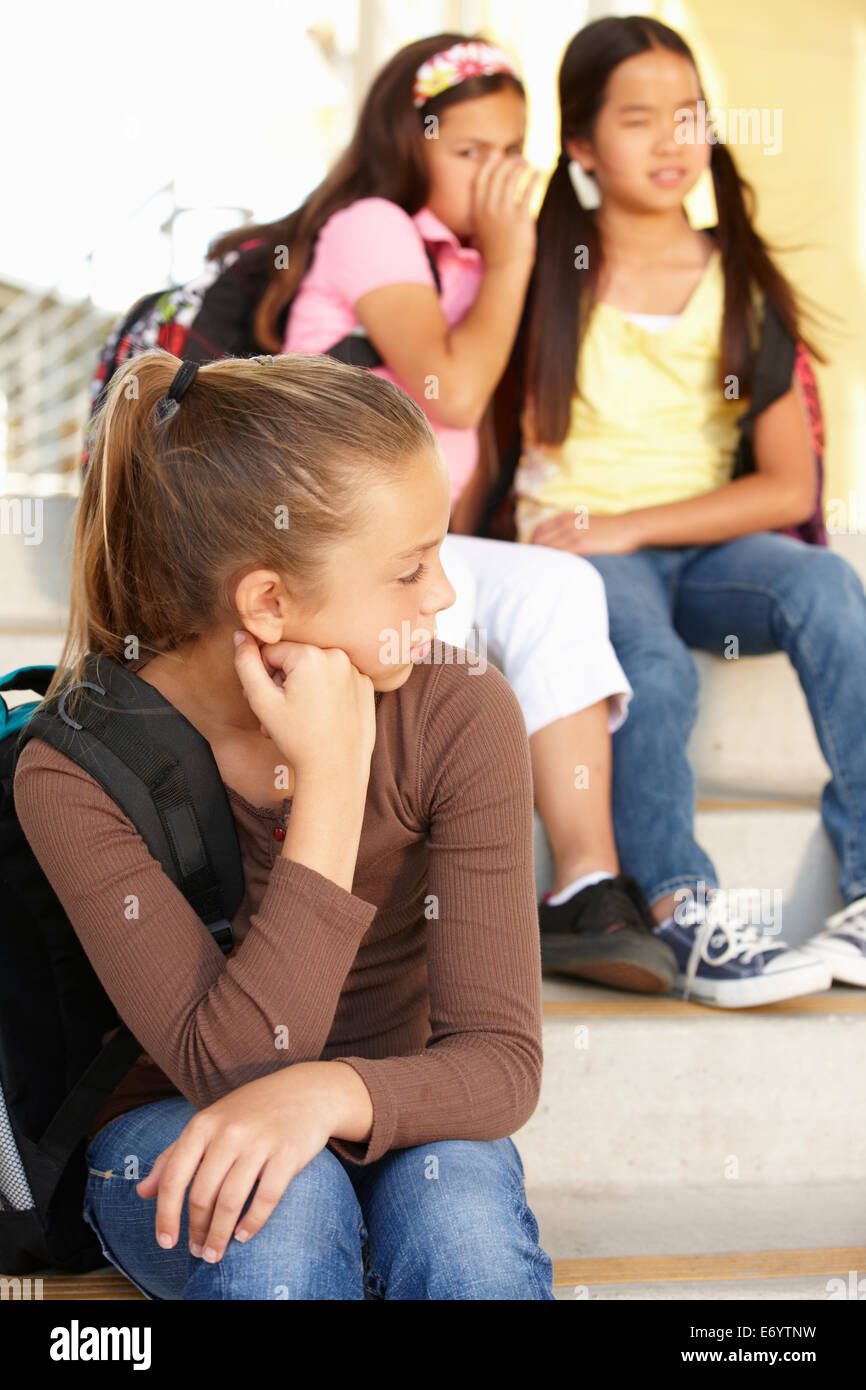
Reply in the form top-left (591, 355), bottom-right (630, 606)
top-left (653, 0), bottom-right (866, 503)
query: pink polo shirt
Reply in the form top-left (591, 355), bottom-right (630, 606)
top-left (284, 197), bottom-right (484, 506)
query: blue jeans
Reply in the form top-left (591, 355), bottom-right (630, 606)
top-left (587, 533), bottom-right (866, 908)
top-left (83, 1097), bottom-right (555, 1300)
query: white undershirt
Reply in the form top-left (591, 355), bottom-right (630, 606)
top-left (620, 310), bottom-right (681, 333)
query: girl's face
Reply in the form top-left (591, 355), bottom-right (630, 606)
top-left (566, 48), bottom-right (709, 215)
top-left (422, 87), bottom-right (527, 241)
top-left (237, 448), bottom-right (457, 693)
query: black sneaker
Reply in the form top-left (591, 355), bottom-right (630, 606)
top-left (538, 873), bottom-right (678, 994)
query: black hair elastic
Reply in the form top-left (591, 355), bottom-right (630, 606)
top-left (166, 360), bottom-right (199, 403)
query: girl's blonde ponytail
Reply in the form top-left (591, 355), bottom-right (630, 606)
top-left (46, 349), bottom-right (435, 719)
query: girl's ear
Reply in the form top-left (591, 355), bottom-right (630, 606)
top-left (564, 135), bottom-right (594, 172)
top-left (233, 569), bottom-right (293, 645)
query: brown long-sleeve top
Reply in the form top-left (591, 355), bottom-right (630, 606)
top-left (13, 647), bottom-right (543, 1166)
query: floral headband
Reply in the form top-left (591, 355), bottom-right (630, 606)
top-left (412, 41), bottom-right (522, 109)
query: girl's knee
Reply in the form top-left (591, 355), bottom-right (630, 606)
top-left (369, 1139), bottom-right (550, 1299)
top-left (367, 1140), bottom-right (523, 1246)
top-left (803, 547), bottom-right (864, 604)
top-left (775, 547), bottom-right (866, 634)
top-left (258, 1145), bottom-right (360, 1231)
top-left (190, 1148), bottom-right (365, 1300)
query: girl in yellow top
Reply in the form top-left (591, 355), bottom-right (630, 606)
top-left (516, 15), bottom-right (866, 1008)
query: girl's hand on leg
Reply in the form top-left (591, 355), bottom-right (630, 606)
top-left (135, 1065), bottom-right (337, 1263)
top-left (531, 510), bottom-right (644, 556)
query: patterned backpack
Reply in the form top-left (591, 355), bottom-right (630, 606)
top-left (82, 235), bottom-right (442, 469)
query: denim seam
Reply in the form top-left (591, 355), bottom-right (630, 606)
top-left (358, 1219), bottom-right (386, 1296)
top-left (669, 548), bottom-right (688, 605)
top-left (510, 1174), bottom-right (554, 1297)
top-left (678, 575), bottom-right (857, 870)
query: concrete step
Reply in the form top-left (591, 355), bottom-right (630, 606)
top-left (554, 1276), bottom-right (859, 1300)
top-left (514, 988), bottom-right (866, 1191)
top-left (688, 649), bottom-right (827, 800)
top-left (687, 531), bottom-right (866, 802)
top-left (530, 1181), bottom-right (866, 1300)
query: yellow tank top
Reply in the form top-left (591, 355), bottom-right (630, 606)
top-left (514, 249), bottom-right (754, 543)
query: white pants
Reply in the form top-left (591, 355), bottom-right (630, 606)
top-left (435, 533), bottom-right (632, 740)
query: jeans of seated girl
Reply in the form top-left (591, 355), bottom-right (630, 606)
top-left (586, 532), bottom-right (866, 909)
top-left (83, 1096), bottom-right (555, 1300)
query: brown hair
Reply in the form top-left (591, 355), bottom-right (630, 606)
top-left (209, 32), bottom-right (525, 353)
top-left (526, 15), bottom-right (825, 445)
top-left (48, 349), bottom-right (435, 717)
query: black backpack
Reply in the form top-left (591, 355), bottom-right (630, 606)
top-left (0, 654), bottom-right (244, 1275)
top-left (83, 237), bottom-right (443, 468)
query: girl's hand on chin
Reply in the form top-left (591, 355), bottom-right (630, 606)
top-left (232, 632), bottom-right (376, 785)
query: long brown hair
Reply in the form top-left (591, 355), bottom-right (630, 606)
top-left (526, 15), bottom-right (824, 446)
top-left (210, 32), bottom-right (525, 353)
top-left (48, 350), bottom-right (434, 720)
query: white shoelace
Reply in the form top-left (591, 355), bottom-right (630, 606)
top-left (677, 901), bottom-right (789, 1002)
top-left (822, 895), bottom-right (866, 942)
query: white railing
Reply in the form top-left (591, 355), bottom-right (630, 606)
top-left (0, 281), bottom-right (116, 493)
top-left (0, 180), bottom-right (261, 493)
top-left (0, 179), bottom-right (208, 493)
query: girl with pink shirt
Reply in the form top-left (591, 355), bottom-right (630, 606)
top-left (211, 32), bottom-right (678, 994)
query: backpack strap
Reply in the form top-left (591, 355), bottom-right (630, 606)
top-left (732, 297), bottom-right (797, 477)
top-left (326, 244), bottom-right (442, 369)
top-left (731, 298), bottom-right (826, 544)
top-left (13, 655), bottom-right (245, 1167)
top-left (37, 1025), bottom-right (145, 1167)
top-left (17, 655), bottom-right (243, 949)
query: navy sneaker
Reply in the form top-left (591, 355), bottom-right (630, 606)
top-left (653, 895), bottom-right (833, 1008)
top-left (803, 895), bottom-right (866, 986)
top-left (538, 873), bottom-right (678, 994)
